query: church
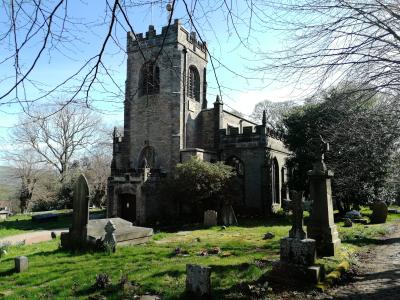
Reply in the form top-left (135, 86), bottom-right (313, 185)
top-left (107, 19), bottom-right (290, 224)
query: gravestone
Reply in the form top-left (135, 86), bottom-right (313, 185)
top-left (61, 174), bottom-right (90, 249)
top-left (15, 256), bottom-right (28, 273)
top-left (221, 205), bottom-right (238, 226)
top-left (103, 220), bottom-right (117, 252)
top-left (307, 137), bottom-right (341, 257)
top-left (280, 191), bottom-right (316, 266)
top-left (371, 201), bottom-right (388, 224)
top-left (271, 191), bottom-right (322, 284)
top-left (87, 218), bottom-right (153, 245)
top-left (186, 264), bottom-right (211, 297)
top-left (203, 210), bottom-right (218, 227)
top-left (289, 191), bottom-right (306, 240)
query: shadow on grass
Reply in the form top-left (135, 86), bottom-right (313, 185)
top-left (154, 214), bottom-right (293, 234)
top-left (0, 216), bottom-right (71, 233)
top-left (0, 268), bottom-right (15, 277)
top-left (342, 236), bottom-right (400, 247)
top-left (0, 211), bottom-right (106, 236)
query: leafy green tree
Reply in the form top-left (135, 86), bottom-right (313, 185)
top-left (161, 156), bottom-right (238, 221)
top-left (284, 85), bottom-right (400, 211)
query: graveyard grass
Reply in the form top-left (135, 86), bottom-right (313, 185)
top-left (0, 212), bottom-right (72, 238)
top-left (0, 209), bottom-right (399, 299)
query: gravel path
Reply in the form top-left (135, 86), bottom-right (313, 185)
top-left (328, 222), bottom-right (400, 300)
top-left (0, 229), bottom-right (67, 246)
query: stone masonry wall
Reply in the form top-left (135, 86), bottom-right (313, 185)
top-left (125, 20), bottom-right (207, 173)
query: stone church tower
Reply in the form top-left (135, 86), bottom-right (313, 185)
top-left (108, 19), bottom-right (291, 225)
top-left (121, 19), bottom-right (207, 173)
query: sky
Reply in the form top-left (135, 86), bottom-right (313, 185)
top-left (0, 0), bottom-right (310, 150)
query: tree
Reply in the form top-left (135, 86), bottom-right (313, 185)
top-left (283, 84), bottom-right (400, 211)
top-left (5, 150), bottom-right (42, 213)
top-left (258, 1), bottom-right (400, 95)
top-left (251, 100), bottom-right (297, 130)
top-left (82, 148), bottom-right (112, 208)
top-left (12, 102), bottom-right (101, 182)
top-left (162, 157), bottom-right (238, 222)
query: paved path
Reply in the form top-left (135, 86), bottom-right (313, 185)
top-left (328, 222), bottom-right (400, 300)
top-left (0, 229), bottom-right (67, 246)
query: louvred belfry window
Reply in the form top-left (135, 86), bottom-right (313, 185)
top-left (187, 66), bottom-right (200, 101)
top-left (139, 61), bottom-right (159, 96)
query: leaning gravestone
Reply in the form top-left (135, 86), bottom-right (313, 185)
top-left (203, 210), bottom-right (218, 227)
top-left (186, 264), bottom-right (211, 297)
top-left (61, 174), bottom-right (90, 249)
top-left (61, 175), bottom-right (154, 250)
top-left (371, 201), bottom-right (388, 224)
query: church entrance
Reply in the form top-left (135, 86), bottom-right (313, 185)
top-left (119, 194), bottom-right (136, 223)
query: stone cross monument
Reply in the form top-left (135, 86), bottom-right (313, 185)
top-left (289, 191), bottom-right (307, 240)
top-left (103, 220), bottom-right (117, 252)
top-left (271, 190), bottom-right (322, 283)
top-left (307, 136), bottom-right (341, 257)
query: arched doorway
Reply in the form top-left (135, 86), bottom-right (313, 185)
top-left (119, 194), bottom-right (136, 223)
top-left (271, 158), bottom-right (280, 204)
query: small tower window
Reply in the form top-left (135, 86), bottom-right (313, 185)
top-left (139, 61), bottom-right (160, 96)
top-left (187, 66), bottom-right (200, 101)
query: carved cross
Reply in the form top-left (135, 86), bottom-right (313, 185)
top-left (289, 190), bottom-right (306, 240)
top-left (311, 135), bottom-right (330, 162)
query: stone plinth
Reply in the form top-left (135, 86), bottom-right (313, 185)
top-left (280, 238), bottom-right (316, 266)
top-left (87, 217), bottom-right (153, 245)
top-left (15, 256), bottom-right (28, 273)
top-left (307, 164), bottom-right (341, 257)
top-left (270, 261), bottom-right (324, 284)
top-left (186, 264), bottom-right (211, 297)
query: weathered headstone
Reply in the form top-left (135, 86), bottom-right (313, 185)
top-left (307, 137), bottom-right (341, 257)
top-left (15, 256), bottom-right (28, 273)
top-left (61, 174), bottom-right (90, 249)
top-left (203, 210), bottom-right (218, 227)
top-left (270, 191), bottom-right (322, 284)
top-left (186, 264), bottom-right (211, 297)
top-left (371, 201), bottom-right (388, 224)
top-left (103, 220), bottom-right (117, 252)
top-left (280, 191), bottom-right (316, 266)
top-left (221, 205), bottom-right (238, 226)
top-left (289, 191), bottom-right (306, 240)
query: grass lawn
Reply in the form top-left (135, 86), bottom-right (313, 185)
top-left (0, 208), bottom-right (398, 299)
top-left (0, 210), bottom-right (104, 238)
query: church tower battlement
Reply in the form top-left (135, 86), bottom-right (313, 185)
top-left (120, 19), bottom-right (208, 174)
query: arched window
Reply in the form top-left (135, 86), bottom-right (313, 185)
top-left (187, 66), bottom-right (200, 101)
top-left (271, 158), bottom-right (280, 204)
top-left (139, 61), bottom-right (159, 96)
top-left (138, 145), bottom-right (156, 169)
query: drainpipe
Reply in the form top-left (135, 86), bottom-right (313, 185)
top-left (182, 46), bottom-right (187, 149)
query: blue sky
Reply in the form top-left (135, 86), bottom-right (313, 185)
top-left (0, 0), bottom-right (308, 144)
